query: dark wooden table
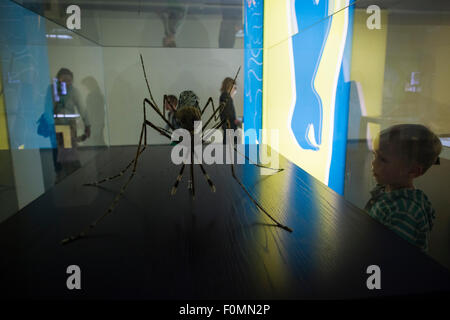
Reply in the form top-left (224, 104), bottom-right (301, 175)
top-left (0, 145), bottom-right (449, 299)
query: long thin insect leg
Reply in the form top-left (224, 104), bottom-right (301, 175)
top-left (202, 117), bottom-right (227, 142)
top-left (83, 98), bottom-right (166, 187)
top-left (189, 133), bottom-right (195, 199)
top-left (171, 164), bottom-right (186, 195)
top-left (143, 99), bottom-right (148, 145)
top-left (145, 120), bottom-right (172, 139)
top-left (206, 115), bottom-right (282, 172)
top-left (140, 53), bottom-right (161, 113)
top-left (198, 163), bottom-right (216, 193)
top-left (157, 126), bottom-right (173, 137)
top-left (140, 54), bottom-right (177, 132)
top-left (226, 123), bottom-right (292, 233)
top-left (200, 97), bottom-right (219, 121)
top-left (83, 147), bottom-right (146, 187)
top-left (140, 55), bottom-right (175, 131)
top-left (62, 121), bottom-right (147, 245)
top-left (163, 94), bottom-right (167, 119)
top-left (233, 145), bottom-right (284, 173)
top-left (192, 149), bottom-right (216, 193)
top-left (144, 98), bottom-right (175, 131)
top-left (62, 117), bottom-right (174, 245)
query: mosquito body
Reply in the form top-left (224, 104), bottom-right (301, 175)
top-left (61, 55), bottom-right (292, 245)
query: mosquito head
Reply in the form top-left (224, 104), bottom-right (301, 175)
top-left (176, 90), bottom-right (201, 132)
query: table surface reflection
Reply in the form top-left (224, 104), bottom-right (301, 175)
top-left (0, 145), bottom-right (448, 299)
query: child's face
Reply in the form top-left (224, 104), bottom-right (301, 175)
top-left (371, 139), bottom-right (421, 188)
top-left (371, 146), bottom-right (409, 186)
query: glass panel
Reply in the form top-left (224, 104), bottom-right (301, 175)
top-left (11, 0), bottom-right (245, 48)
top-left (345, 0), bottom-right (450, 267)
top-left (0, 0), bottom-right (244, 223)
top-left (0, 0), bottom-right (108, 222)
top-left (263, 0), bottom-right (450, 269)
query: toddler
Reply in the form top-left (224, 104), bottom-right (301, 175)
top-left (365, 124), bottom-right (442, 252)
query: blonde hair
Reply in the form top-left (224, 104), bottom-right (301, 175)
top-left (220, 77), bottom-right (236, 94)
top-left (376, 124), bottom-right (442, 173)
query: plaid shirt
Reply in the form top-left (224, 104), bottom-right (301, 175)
top-left (365, 185), bottom-right (435, 252)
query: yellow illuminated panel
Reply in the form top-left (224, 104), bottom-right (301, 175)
top-left (350, 9), bottom-right (389, 141)
top-left (263, 0), bottom-right (350, 185)
top-left (0, 61), bottom-right (9, 150)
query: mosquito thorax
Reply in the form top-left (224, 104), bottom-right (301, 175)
top-left (176, 105), bottom-right (202, 131)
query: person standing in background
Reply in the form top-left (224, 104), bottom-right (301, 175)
top-left (219, 77), bottom-right (241, 144)
top-left (218, 0), bottom-right (242, 48)
top-left (164, 94), bottom-right (179, 130)
top-left (52, 68), bottom-right (90, 183)
top-left (82, 76), bottom-right (105, 146)
top-left (155, 0), bottom-right (186, 47)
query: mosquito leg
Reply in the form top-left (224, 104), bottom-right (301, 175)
top-left (198, 163), bottom-right (216, 193)
top-left (230, 164), bottom-right (292, 232)
top-left (143, 99), bottom-right (148, 145)
top-left (186, 133), bottom-right (195, 199)
top-left (233, 145), bottom-right (284, 173)
top-left (84, 99), bottom-right (157, 187)
top-left (140, 54), bottom-right (175, 131)
top-left (144, 98), bottom-right (175, 131)
top-left (200, 97), bottom-right (219, 122)
top-left (140, 54), bottom-right (161, 114)
top-left (226, 124), bottom-right (292, 233)
top-left (62, 122), bottom-right (147, 245)
top-left (83, 147), bottom-right (146, 187)
top-left (62, 117), bottom-right (173, 245)
top-left (157, 126), bottom-right (173, 137)
top-left (163, 94), bottom-right (167, 119)
top-left (207, 116), bottom-right (282, 172)
top-left (202, 118), bottom-right (227, 142)
top-left (192, 148), bottom-right (216, 193)
top-left (171, 164), bottom-right (186, 195)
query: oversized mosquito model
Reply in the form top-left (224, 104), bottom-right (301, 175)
top-left (61, 55), bottom-right (292, 245)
